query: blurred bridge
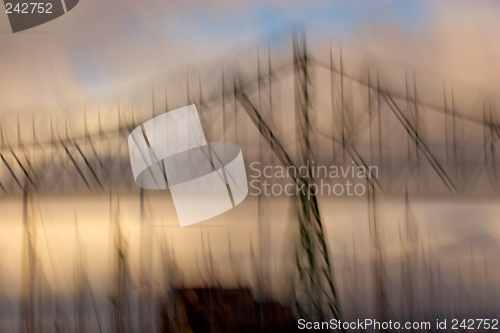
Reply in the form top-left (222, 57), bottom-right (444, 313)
top-left (0, 30), bottom-right (498, 197)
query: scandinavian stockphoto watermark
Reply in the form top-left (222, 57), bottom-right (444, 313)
top-left (128, 105), bottom-right (248, 227)
top-left (249, 160), bottom-right (378, 197)
top-left (127, 105), bottom-right (375, 225)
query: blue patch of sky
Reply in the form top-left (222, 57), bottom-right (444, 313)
top-left (73, 52), bottom-right (111, 96)
top-left (163, 0), bottom-right (431, 42)
top-left (73, 0), bottom-right (432, 92)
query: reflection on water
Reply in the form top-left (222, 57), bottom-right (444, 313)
top-left (0, 192), bottom-right (498, 332)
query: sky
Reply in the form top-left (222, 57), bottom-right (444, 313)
top-left (0, 0), bottom-right (499, 113)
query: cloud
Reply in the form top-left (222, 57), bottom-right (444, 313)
top-left (0, 0), bottom-right (499, 113)
top-left (345, 0), bottom-right (500, 90)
